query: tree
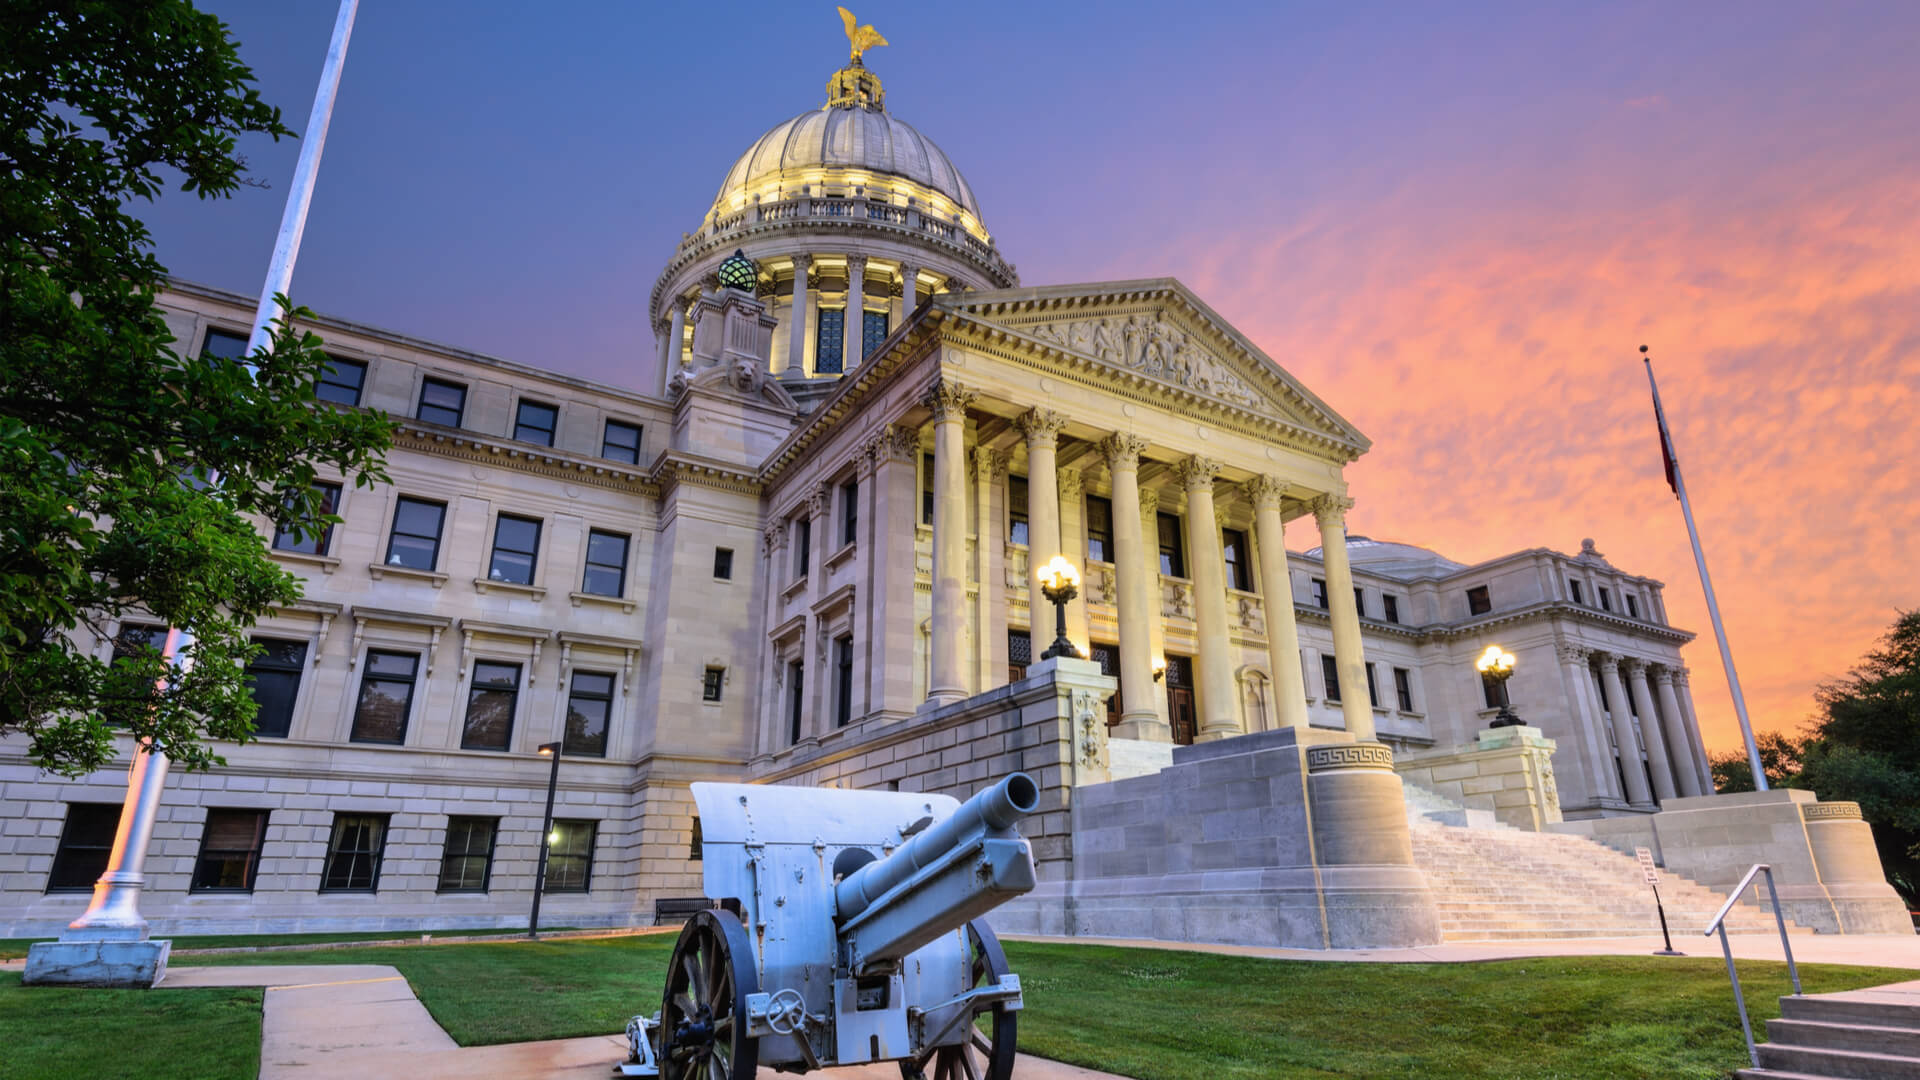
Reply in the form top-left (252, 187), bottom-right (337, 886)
top-left (1, 1), bottom-right (394, 777)
top-left (1708, 729), bottom-right (1803, 794)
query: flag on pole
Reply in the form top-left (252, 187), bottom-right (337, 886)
top-left (1646, 348), bottom-right (1680, 497)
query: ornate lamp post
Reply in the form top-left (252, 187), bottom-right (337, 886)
top-left (527, 741), bottom-right (562, 939)
top-left (1037, 555), bottom-right (1084, 661)
top-left (1476, 645), bottom-right (1522, 728)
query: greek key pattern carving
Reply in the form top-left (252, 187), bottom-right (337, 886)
top-left (1310, 493), bottom-right (1355, 527)
top-left (1174, 455), bottom-right (1221, 491)
top-left (1802, 802), bottom-right (1863, 821)
top-left (1243, 474), bottom-right (1288, 510)
top-left (923, 379), bottom-right (976, 421)
top-left (1098, 432), bottom-right (1151, 470)
top-left (1024, 315), bottom-right (1262, 409)
top-left (1305, 743), bottom-right (1395, 772)
top-left (1015, 407), bottom-right (1069, 448)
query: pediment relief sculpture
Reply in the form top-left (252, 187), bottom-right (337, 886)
top-left (1020, 313), bottom-right (1267, 413)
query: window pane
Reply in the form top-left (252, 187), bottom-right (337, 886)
top-left (543, 821), bottom-right (595, 892)
top-left (193, 809), bottom-right (267, 892)
top-left (47, 804), bottom-right (122, 891)
top-left (439, 817), bottom-right (496, 892)
top-left (387, 498), bottom-right (445, 570)
top-left (418, 379), bottom-right (466, 426)
top-left (1157, 513), bottom-right (1185, 577)
top-left (245, 635), bottom-right (306, 739)
top-left (201, 329), bottom-right (249, 363)
top-left (816, 308), bottom-right (844, 374)
top-left (273, 482), bottom-right (340, 555)
top-left (514, 401), bottom-right (557, 446)
top-left (323, 814), bottom-right (387, 891)
top-left (352, 651), bottom-right (417, 744)
top-left (584, 528), bottom-right (629, 596)
top-left (861, 309), bottom-right (889, 361)
top-left (564, 695), bottom-right (609, 757)
top-left (602, 420), bottom-right (642, 464)
top-left (1086, 496), bottom-right (1113, 563)
top-left (366, 651), bottom-right (419, 679)
top-left (489, 516), bottom-right (541, 585)
top-left (1321, 655), bottom-right (1341, 702)
top-left (316, 356), bottom-right (367, 406)
top-left (463, 663), bottom-right (519, 751)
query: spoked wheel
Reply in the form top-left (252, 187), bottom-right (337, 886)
top-left (900, 919), bottom-right (1017, 1080)
top-left (660, 909), bottom-right (759, 1080)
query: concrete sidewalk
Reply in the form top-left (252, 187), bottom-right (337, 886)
top-left (162, 963), bottom-right (1125, 1079)
top-left (1002, 931), bottom-right (1920, 968)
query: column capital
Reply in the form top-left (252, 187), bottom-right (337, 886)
top-left (970, 445), bottom-right (998, 478)
top-left (1672, 665), bottom-right (1692, 687)
top-left (922, 379), bottom-right (976, 421)
top-left (1596, 653), bottom-right (1622, 674)
top-left (1555, 642), bottom-right (1591, 665)
top-left (1174, 455), bottom-right (1222, 491)
top-left (1098, 433), bottom-right (1151, 471)
top-left (868, 422), bottom-right (919, 464)
top-left (808, 481), bottom-right (832, 519)
top-left (1244, 474), bottom-right (1289, 510)
top-left (763, 521), bottom-right (787, 555)
top-left (1310, 493), bottom-right (1355, 527)
top-left (1058, 466), bottom-right (1084, 500)
top-left (990, 449), bottom-right (1013, 479)
top-left (1139, 487), bottom-right (1160, 516)
top-left (897, 262), bottom-right (922, 295)
top-left (1652, 665), bottom-right (1677, 686)
top-left (1619, 656), bottom-right (1648, 675)
top-left (1015, 407), bottom-right (1069, 448)
top-left (789, 252), bottom-right (813, 274)
top-left (846, 253), bottom-right (869, 277)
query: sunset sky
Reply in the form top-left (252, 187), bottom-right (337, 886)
top-left (143, 2), bottom-right (1920, 755)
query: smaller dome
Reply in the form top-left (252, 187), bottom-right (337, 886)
top-left (715, 249), bottom-right (758, 292)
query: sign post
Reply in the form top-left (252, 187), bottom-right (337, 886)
top-left (1637, 847), bottom-right (1684, 956)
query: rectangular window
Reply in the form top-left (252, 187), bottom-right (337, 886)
top-left (316, 355), bottom-right (367, 406)
top-left (514, 400), bottom-right (558, 446)
top-left (602, 419), bottom-right (643, 464)
top-left (583, 529), bottom-right (629, 597)
top-left (543, 820), bottom-right (596, 893)
top-left (834, 635), bottom-right (854, 728)
top-left (1086, 495), bottom-right (1114, 563)
top-left (1364, 663), bottom-right (1380, 708)
top-left (1089, 642), bottom-right (1123, 728)
top-left (322, 813), bottom-right (388, 892)
top-left (487, 514), bottom-right (542, 586)
top-left (385, 497), bottom-right (446, 571)
top-left (46, 803), bottom-right (121, 892)
top-left (462, 661), bottom-right (521, 751)
top-left (351, 649), bottom-right (419, 744)
top-left (1466, 585), bottom-right (1492, 615)
top-left (1007, 627), bottom-right (1031, 683)
top-left (1320, 655), bottom-right (1341, 703)
top-left (794, 516), bottom-right (811, 576)
top-left (564, 670), bottom-right (614, 758)
top-left (200, 327), bottom-right (249, 364)
top-left (787, 659), bottom-right (805, 744)
top-left (816, 308), bottom-right (845, 374)
top-left (1221, 528), bottom-right (1249, 591)
top-left (1599, 587), bottom-right (1613, 612)
top-left (713, 547), bottom-right (733, 580)
top-left (1393, 667), bottom-right (1414, 711)
top-left (702, 666), bottom-right (725, 702)
top-left (861, 309), bottom-right (889, 361)
top-left (1312, 578), bottom-right (1329, 609)
top-left (416, 377), bottom-right (467, 427)
top-left (192, 809), bottom-right (269, 893)
top-left (1354, 587), bottom-right (1367, 619)
top-left (1156, 512), bottom-right (1184, 576)
top-left (273, 481), bottom-right (341, 555)
top-left (1626, 594), bottom-right (1640, 619)
top-left (1008, 476), bottom-right (1029, 546)
top-left (841, 479), bottom-right (858, 546)
top-left (1383, 594), bottom-right (1401, 624)
top-left (1592, 669), bottom-right (1611, 713)
top-left (1569, 579), bottom-right (1585, 605)
top-left (245, 637), bottom-right (308, 738)
top-left (438, 816), bottom-right (497, 893)
top-left (921, 453), bottom-right (935, 526)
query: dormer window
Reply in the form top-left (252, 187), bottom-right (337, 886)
top-left (1569, 579), bottom-right (1585, 605)
top-left (1599, 587), bottom-right (1613, 612)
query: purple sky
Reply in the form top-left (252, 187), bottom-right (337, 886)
top-left (145, 2), bottom-right (1920, 751)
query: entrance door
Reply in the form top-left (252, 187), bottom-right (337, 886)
top-left (1165, 655), bottom-right (1197, 745)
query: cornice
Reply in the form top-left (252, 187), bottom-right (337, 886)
top-left (1291, 599), bottom-right (1695, 646)
top-left (396, 421), bottom-right (658, 497)
top-left (651, 452), bottom-right (765, 498)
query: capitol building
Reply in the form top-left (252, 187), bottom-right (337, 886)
top-left (8, 34), bottom-right (1903, 946)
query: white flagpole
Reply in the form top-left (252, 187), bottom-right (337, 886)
top-left (65, 0), bottom-right (361, 945)
top-left (1643, 348), bottom-right (1767, 791)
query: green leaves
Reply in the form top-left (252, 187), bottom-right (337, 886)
top-left (0, 3), bottom-right (394, 776)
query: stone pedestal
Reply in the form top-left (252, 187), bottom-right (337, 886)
top-left (24, 934), bottom-right (171, 988)
top-left (1395, 725), bottom-right (1564, 831)
top-left (1654, 789), bottom-right (1911, 934)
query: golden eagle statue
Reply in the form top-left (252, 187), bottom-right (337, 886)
top-left (838, 6), bottom-right (888, 64)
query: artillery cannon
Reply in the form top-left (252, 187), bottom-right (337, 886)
top-left (626, 773), bottom-right (1040, 1080)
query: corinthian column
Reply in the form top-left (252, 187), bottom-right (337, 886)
top-left (667, 296), bottom-right (689, 379)
top-left (924, 380), bottom-right (975, 705)
top-left (1556, 643), bottom-right (1622, 804)
top-left (1599, 654), bottom-right (1654, 806)
top-left (1624, 659), bottom-right (1678, 801)
top-left (786, 254), bottom-right (812, 376)
top-left (1101, 434), bottom-right (1166, 740)
top-left (1247, 476), bottom-right (1309, 729)
top-left (1653, 666), bottom-right (1702, 797)
top-left (1312, 493), bottom-right (1375, 741)
top-left (846, 254), bottom-right (868, 364)
top-left (1015, 409), bottom-right (1067, 661)
top-left (654, 321), bottom-right (673, 398)
top-left (1177, 456), bottom-right (1239, 741)
top-left (1672, 666), bottom-right (1714, 793)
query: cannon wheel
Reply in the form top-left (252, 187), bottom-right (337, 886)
top-left (660, 908), bottom-right (759, 1080)
top-left (901, 919), bottom-right (1017, 1080)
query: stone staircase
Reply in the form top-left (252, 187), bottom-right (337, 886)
top-left (1739, 980), bottom-right (1920, 1078)
top-left (1403, 785), bottom-right (1803, 942)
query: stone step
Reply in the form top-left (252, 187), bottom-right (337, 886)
top-left (1767, 1019), bottom-right (1920, 1058)
top-left (1782, 996), bottom-right (1920, 1032)
top-left (1755, 1043), bottom-right (1920, 1080)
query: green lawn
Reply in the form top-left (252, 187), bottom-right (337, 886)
top-left (0, 925), bottom-right (590, 961)
top-left (0, 971), bottom-right (260, 1080)
top-left (5, 934), bottom-right (1904, 1079)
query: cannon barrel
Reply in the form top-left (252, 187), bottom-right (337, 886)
top-left (835, 772), bottom-right (1038, 921)
top-left (832, 773), bottom-right (1039, 972)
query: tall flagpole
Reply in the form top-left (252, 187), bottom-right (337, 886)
top-left (1642, 346), bottom-right (1767, 790)
top-left (59, 0), bottom-right (361, 951)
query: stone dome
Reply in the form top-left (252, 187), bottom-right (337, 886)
top-left (708, 78), bottom-right (986, 233)
top-left (1306, 535), bottom-right (1467, 580)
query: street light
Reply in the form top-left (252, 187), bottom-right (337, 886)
top-left (1476, 645), bottom-right (1523, 728)
top-left (1037, 555), bottom-right (1084, 661)
top-left (528, 741), bottom-right (562, 938)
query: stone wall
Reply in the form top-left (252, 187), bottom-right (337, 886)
top-left (1395, 726), bottom-right (1563, 831)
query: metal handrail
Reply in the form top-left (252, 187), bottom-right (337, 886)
top-left (1704, 863), bottom-right (1801, 1069)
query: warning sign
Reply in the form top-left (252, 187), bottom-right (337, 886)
top-left (1634, 846), bottom-right (1660, 885)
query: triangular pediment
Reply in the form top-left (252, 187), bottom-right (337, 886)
top-left (938, 279), bottom-right (1368, 456)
